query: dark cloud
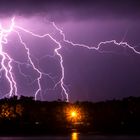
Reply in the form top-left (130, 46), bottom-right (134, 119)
top-left (0, 0), bottom-right (140, 21)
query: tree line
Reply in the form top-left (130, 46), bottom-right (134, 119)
top-left (0, 96), bottom-right (140, 135)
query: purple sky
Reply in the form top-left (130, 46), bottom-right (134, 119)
top-left (0, 0), bottom-right (140, 101)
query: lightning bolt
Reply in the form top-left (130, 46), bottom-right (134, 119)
top-left (14, 24), bottom-right (69, 101)
top-left (0, 17), bottom-right (69, 101)
top-left (0, 17), bottom-right (17, 97)
top-left (52, 22), bottom-right (140, 55)
top-left (0, 17), bottom-right (139, 102)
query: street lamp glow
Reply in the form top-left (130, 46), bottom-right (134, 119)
top-left (65, 106), bottom-right (83, 123)
top-left (71, 111), bottom-right (77, 118)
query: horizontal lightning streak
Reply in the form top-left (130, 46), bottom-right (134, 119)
top-left (52, 22), bottom-right (140, 55)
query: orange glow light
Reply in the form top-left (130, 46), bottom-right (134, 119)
top-left (71, 111), bottom-right (77, 118)
top-left (65, 105), bottom-right (83, 122)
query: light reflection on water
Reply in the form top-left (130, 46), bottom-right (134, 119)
top-left (0, 133), bottom-right (140, 140)
top-left (71, 132), bottom-right (79, 140)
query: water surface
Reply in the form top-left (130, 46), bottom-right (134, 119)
top-left (0, 133), bottom-right (140, 140)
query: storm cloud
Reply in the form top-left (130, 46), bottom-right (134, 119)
top-left (0, 0), bottom-right (140, 21)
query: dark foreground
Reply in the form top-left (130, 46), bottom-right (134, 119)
top-left (0, 96), bottom-right (140, 135)
top-left (1, 134), bottom-right (140, 140)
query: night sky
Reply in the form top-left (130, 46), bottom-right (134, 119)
top-left (0, 0), bottom-right (140, 102)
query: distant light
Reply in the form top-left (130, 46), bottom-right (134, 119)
top-left (65, 106), bottom-right (83, 122)
top-left (71, 111), bottom-right (77, 118)
top-left (35, 121), bottom-right (39, 125)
